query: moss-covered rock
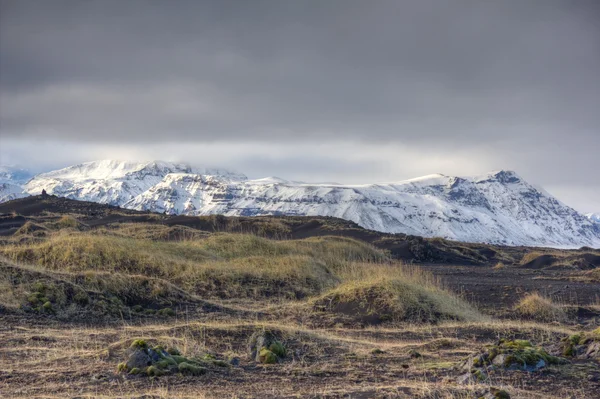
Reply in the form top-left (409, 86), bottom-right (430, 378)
top-left (178, 362), bottom-right (206, 376)
top-left (248, 330), bottom-right (286, 364)
top-left (117, 339), bottom-right (227, 377)
top-left (557, 330), bottom-right (600, 360)
top-left (259, 348), bottom-right (278, 364)
top-left (461, 338), bottom-right (567, 380)
top-left (269, 341), bottom-right (286, 358)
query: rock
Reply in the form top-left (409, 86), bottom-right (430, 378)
top-left (126, 349), bottom-right (152, 370)
top-left (228, 356), bottom-right (240, 366)
top-left (524, 358), bottom-right (546, 372)
top-left (91, 373), bottom-right (108, 381)
top-left (585, 341), bottom-right (600, 359)
top-left (147, 348), bottom-right (163, 363)
top-left (456, 372), bottom-right (474, 385)
top-left (456, 369), bottom-right (487, 385)
top-left (492, 354), bottom-right (508, 367)
top-left (248, 330), bottom-right (282, 362)
top-left (258, 348), bottom-right (278, 364)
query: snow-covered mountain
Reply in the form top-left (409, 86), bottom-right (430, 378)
top-left (0, 166), bottom-right (32, 202)
top-left (587, 213), bottom-right (600, 225)
top-left (23, 160), bottom-right (246, 207)
top-left (2, 160), bottom-right (599, 247)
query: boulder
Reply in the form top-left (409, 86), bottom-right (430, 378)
top-left (248, 330), bottom-right (285, 363)
top-left (126, 349), bottom-right (152, 370)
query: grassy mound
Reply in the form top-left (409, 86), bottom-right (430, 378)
top-left (0, 232), bottom-right (385, 300)
top-left (514, 293), bottom-right (567, 322)
top-left (14, 221), bottom-right (47, 236)
top-left (1, 227), bottom-right (481, 324)
top-left (520, 251), bottom-right (600, 270)
top-left (0, 259), bottom-right (201, 320)
top-left (311, 265), bottom-right (483, 325)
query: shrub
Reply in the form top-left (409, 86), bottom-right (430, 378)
top-left (514, 293), bottom-right (567, 322)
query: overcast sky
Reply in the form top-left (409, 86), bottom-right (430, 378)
top-left (1, 0), bottom-right (598, 212)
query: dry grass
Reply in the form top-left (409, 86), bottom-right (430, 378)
top-left (514, 292), bottom-right (568, 322)
top-left (311, 264), bottom-right (484, 324)
top-left (586, 268), bottom-right (600, 282)
top-left (0, 232), bottom-right (387, 300)
top-left (520, 251), bottom-right (547, 265)
top-left (0, 229), bottom-right (484, 324)
top-left (493, 262), bottom-right (505, 270)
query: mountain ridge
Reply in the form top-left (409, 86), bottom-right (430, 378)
top-left (1, 160), bottom-right (598, 248)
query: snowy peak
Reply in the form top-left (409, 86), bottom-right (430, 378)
top-left (0, 160), bottom-right (598, 248)
top-left (0, 166), bottom-right (33, 202)
top-left (588, 213), bottom-right (600, 225)
top-left (0, 165), bottom-right (33, 185)
top-left (34, 160), bottom-right (244, 181)
top-left (23, 160), bottom-right (246, 207)
top-left (486, 170), bottom-right (522, 184)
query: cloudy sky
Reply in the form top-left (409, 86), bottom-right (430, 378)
top-left (1, 0), bottom-right (599, 212)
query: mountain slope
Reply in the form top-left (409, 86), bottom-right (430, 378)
top-left (4, 160), bottom-right (599, 247)
top-left (23, 160), bottom-right (246, 207)
top-left (0, 166), bottom-right (32, 202)
top-left (587, 213), bottom-right (600, 225)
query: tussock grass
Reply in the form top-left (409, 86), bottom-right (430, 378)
top-left (586, 268), bottom-right (600, 282)
top-left (0, 231), bottom-right (386, 300)
top-left (15, 221), bottom-right (47, 236)
top-left (520, 251), bottom-right (547, 265)
top-left (514, 292), bottom-right (568, 322)
top-left (312, 264), bottom-right (484, 324)
top-left (0, 227), bottom-right (482, 323)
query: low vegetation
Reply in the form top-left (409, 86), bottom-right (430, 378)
top-left (0, 202), bottom-right (598, 399)
top-left (514, 293), bottom-right (568, 322)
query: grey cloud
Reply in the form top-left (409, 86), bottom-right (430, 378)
top-left (0, 0), bottom-right (599, 211)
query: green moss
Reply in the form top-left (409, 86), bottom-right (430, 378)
top-left (131, 305), bottom-right (144, 312)
top-left (491, 389), bottom-right (511, 399)
top-left (568, 333), bottom-right (583, 345)
top-left (130, 339), bottom-right (148, 349)
top-left (146, 365), bottom-right (164, 377)
top-left (408, 349), bottom-right (422, 358)
top-left (129, 367), bottom-right (141, 375)
top-left (155, 357), bottom-right (177, 369)
top-left (500, 339), bottom-right (532, 349)
top-left (33, 282), bottom-right (46, 292)
top-left (117, 362), bottom-right (128, 372)
top-left (269, 341), bottom-right (286, 358)
top-left (178, 362), bottom-right (206, 376)
top-left (42, 301), bottom-right (55, 314)
top-left (27, 292), bottom-right (43, 306)
top-left (157, 307), bottom-right (175, 317)
top-left (259, 348), bottom-right (278, 364)
top-left (167, 347), bottom-right (181, 356)
top-left (498, 342), bottom-right (563, 366)
top-left (171, 355), bottom-right (188, 364)
top-left (211, 359), bottom-right (229, 367)
top-left (73, 290), bottom-right (89, 305)
top-left (471, 368), bottom-right (487, 381)
top-left (202, 353), bottom-right (216, 360)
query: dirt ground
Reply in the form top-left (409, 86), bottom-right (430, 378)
top-left (1, 196), bottom-right (599, 398)
top-left (426, 263), bottom-right (600, 320)
top-left (1, 312), bottom-right (599, 399)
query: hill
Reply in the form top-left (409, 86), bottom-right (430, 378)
top-left (2, 160), bottom-right (598, 247)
